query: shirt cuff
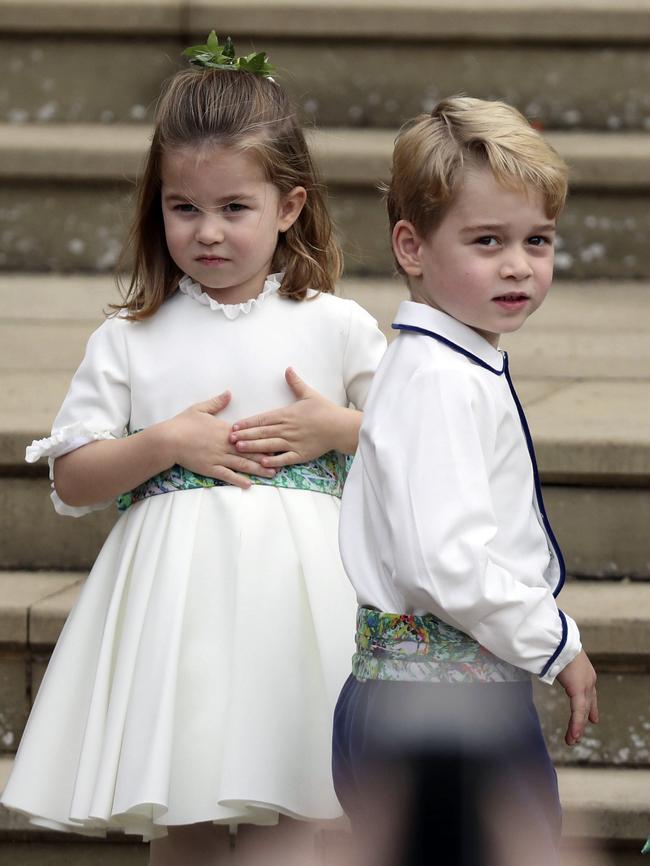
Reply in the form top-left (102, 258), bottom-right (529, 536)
top-left (538, 611), bottom-right (582, 685)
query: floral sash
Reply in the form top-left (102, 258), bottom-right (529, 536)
top-left (353, 606), bottom-right (529, 683)
top-left (117, 450), bottom-right (351, 512)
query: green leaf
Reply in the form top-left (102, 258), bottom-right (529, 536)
top-left (182, 32), bottom-right (274, 77)
top-left (206, 30), bottom-right (220, 52)
top-left (223, 36), bottom-right (236, 60)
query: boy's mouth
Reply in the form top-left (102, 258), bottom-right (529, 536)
top-left (492, 292), bottom-right (530, 310)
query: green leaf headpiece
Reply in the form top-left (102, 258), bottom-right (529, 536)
top-left (183, 31), bottom-right (275, 79)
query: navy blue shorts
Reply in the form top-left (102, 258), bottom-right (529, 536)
top-left (333, 676), bottom-right (562, 866)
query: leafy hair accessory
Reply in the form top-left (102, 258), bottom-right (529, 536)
top-left (183, 31), bottom-right (275, 78)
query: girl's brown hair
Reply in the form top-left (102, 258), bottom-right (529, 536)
top-left (115, 68), bottom-right (342, 319)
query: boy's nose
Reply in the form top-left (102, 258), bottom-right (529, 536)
top-left (499, 252), bottom-right (533, 280)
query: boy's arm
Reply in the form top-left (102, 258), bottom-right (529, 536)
top-left (368, 363), bottom-right (581, 684)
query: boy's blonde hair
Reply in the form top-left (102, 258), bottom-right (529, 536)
top-left (115, 68), bottom-right (342, 320)
top-left (387, 97), bottom-right (568, 273)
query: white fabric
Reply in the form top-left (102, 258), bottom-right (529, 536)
top-left (2, 276), bottom-right (387, 839)
top-left (339, 300), bottom-right (581, 686)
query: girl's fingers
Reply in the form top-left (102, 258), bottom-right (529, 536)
top-left (285, 367), bottom-right (313, 399)
top-left (226, 455), bottom-right (276, 478)
top-left (260, 451), bottom-right (302, 468)
top-left (197, 391), bottom-right (231, 415)
top-left (209, 466), bottom-right (251, 489)
top-left (235, 437), bottom-right (288, 453)
top-left (232, 412), bottom-right (281, 433)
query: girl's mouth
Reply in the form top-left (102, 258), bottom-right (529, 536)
top-left (197, 256), bottom-right (228, 265)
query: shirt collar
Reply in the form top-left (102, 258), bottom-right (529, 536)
top-left (392, 300), bottom-right (506, 375)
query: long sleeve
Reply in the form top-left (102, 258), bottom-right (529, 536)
top-left (25, 315), bottom-right (132, 516)
top-left (359, 362), bottom-right (580, 683)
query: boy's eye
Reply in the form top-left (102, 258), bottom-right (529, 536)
top-left (475, 235), bottom-right (499, 246)
top-left (528, 235), bottom-right (552, 247)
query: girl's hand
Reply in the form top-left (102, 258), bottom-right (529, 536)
top-left (556, 649), bottom-right (599, 746)
top-left (230, 368), bottom-right (362, 467)
top-left (165, 391), bottom-right (276, 489)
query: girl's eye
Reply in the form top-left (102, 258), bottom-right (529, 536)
top-left (174, 203), bottom-right (198, 213)
top-left (475, 236), bottom-right (499, 246)
top-left (223, 202), bottom-right (247, 214)
top-left (528, 235), bottom-right (552, 247)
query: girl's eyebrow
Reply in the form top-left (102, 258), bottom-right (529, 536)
top-left (163, 191), bottom-right (255, 203)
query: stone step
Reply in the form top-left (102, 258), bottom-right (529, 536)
top-left (1, 274), bottom-right (649, 574)
top-left (0, 754), bottom-right (648, 866)
top-left (1, 125), bottom-right (650, 277)
top-left (5, 476), bottom-right (648, 576)
top-left (3, 1), bottom-right (650, 131)
top-left (1, 572), bottom-right (649, 768)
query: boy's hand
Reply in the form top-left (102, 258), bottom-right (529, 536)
top-left (556, 650), bottom-right (598, 746)
top-left (165, 392), bottom-right (276, 489)
top-left (230, 368), bottom-right (360, 465)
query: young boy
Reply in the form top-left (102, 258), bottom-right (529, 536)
top-left (334, 97), bottom-right (598, 866)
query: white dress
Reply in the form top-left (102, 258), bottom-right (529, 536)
top-left (2, 274), bottom-right (387, 840)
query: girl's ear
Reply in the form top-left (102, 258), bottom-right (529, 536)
top-left (278, 186), bottom-right (307, 232)
top-left (392, 220), bottom-right (424, 277)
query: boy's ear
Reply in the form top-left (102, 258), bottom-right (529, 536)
top-left (278, 186), bottom-right (307, 232)
top-left (392, 220), bottom-right (424, 277)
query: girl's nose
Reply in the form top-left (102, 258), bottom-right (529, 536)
top-left (195, 214), bottom-right (225, 245)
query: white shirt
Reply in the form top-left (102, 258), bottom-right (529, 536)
top-left (339, 300), bottom-right (581, 685)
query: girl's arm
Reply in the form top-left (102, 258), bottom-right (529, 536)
top-left (54, 392), bottom-right (276, 507)
top-left (230, 367), bottom-right (361, 466)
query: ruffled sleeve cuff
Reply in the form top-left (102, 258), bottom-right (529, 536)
top-left (25, 422), bottom-right (115, 464)
top-left (26, 423), bottom-right (116, 518)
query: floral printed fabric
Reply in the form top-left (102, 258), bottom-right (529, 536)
top-left (117, 450), bottom-right (352, 512)
top-left (352, 607), bottom-right (530, 683)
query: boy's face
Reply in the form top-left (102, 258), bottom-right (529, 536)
top-left (393, 165), bottom-right (556, 346)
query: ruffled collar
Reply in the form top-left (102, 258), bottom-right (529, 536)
top-left (177, 273), bottom-right (282, 320)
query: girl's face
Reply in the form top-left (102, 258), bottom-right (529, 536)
top-left (161, 144), bottom-right (305, 305)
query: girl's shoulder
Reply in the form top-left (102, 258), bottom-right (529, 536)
top-left (291, 290), bottom-right (379, 327)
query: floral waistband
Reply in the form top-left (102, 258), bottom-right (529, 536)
top-left (353, 606), bottom-right (529, 684)
top-left (117, 449), bottom-right (352, 512)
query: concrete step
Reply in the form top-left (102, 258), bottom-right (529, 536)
top-left (0, 753), bottom-right (648, 865)
top-left (3, 2), bottom-right (650, 132)
top-left (1, 572), bottom-right (649, 767)
top-left (1, 125), bottom-right (650, 277)
top-left (1, 274), bottom-right (649, 574)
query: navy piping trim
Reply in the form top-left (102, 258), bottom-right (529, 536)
top-left (502, 355), bottom-right (566, 597)
top-left (392, 323), bottom-right (505, 375)
top-left (540, 610), bottom-right (568, 678)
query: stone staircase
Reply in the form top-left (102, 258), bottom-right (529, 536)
top-left (1, 1), bottom-right (649, 864)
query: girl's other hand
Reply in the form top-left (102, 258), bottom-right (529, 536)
top-left (165, 391), bottom-right (276, 489)
top-left (230, 368), bottom-right (361, 467)
top-left (556, 649), bottom-right (599, 746)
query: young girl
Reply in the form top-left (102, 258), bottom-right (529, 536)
top-left (1, 37), bottom-right (386, 862)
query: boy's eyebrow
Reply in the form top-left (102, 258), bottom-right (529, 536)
top-left (460, 222), bottom-right (556, 233)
